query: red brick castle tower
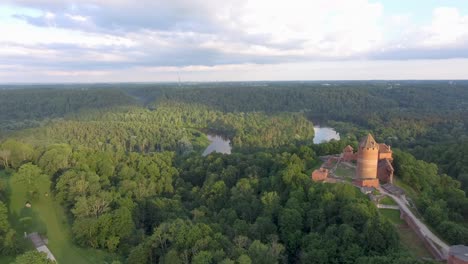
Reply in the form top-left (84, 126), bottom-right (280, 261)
top-left (353, 134), bottom-right (380, 188)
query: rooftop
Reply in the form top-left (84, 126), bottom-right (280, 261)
top-left (344, 145), bottom-right (354, 151)
top-left (359, 134), bottom-right (378, 149)
top-left (450, 245), bottom-right (468, 261)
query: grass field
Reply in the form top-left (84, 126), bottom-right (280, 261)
top-left (334, 163), bottom-right (355, 179)
top-left (379, 209), bottom-right (432, 258)
top-left (379, 208), bottom-right (405, 225)
top-left (3, 169), bottom-right (118, 264)
top-left (380, 196), bottom-right (397, 206)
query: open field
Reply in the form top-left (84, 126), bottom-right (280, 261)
top-left (5, 170), bottom-right (117, 264)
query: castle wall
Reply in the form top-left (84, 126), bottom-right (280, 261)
top-left (353, 178), bottom-right (379, 188)
top-left (378, 152), bottom-right (393, 160)
top-left (312, 168), bottom-right (328, 182)
top-left (343, 152), bottom-right (357, 162)
top-left (377, 159), bottom-right (394, 184)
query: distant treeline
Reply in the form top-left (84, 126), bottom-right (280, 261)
top-left (0, 88), bottom-right (136, 133)
top-left (126, 83), bottom-right (468, 191)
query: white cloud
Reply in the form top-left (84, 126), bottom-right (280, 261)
top-left (240, 0), bottom-right (383, 55)
top-left (65, 13), bottom-right (87, 22)
top-left (0, 20), bottom-right (135, 48)
top-left (2, 1), bottom-right (468, 82)
top-left (420, 7), bottom-right (468, 47)
top-left (2, 0), bottom-right (387, 58)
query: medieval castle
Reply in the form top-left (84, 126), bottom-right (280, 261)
top-left (312, 133), bottom-right (394, 188)
top-left (312, 134), bottom-right (468, 264)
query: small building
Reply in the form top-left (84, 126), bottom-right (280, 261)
top-left (312, 168), bottom-right (329, 182)
top-left (447, 245), bottom-right (468, 264)
top-left (342, 145), bottom-right (356, 162)
top-left (448, 245), bottom-right (468, 264)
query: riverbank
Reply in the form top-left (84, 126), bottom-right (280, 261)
top-left (202, 134), bottom-right (232, 156)
top-left (313, 126), bottom-right (340, 144)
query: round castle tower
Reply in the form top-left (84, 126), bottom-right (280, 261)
top-left (354, 134), bottom-right (380, 188)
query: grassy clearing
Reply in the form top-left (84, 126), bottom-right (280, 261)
top-left (7, 170), bottom-right (117, 264)
top-left (379, 209), bottom-right (404, 225)
top-left (334, 163), bottom-right (355, 179)
top-left (380, 196), bottom-right (397, 206)
top-left (397, 224), bottom-right (433, 258)
top-left (379, 209), bottom-right (432, 258)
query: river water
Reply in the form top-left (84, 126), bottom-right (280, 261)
top-left (202, 127), bottom-right (338, 155)
top-left (202, 134), bottom-right (232, 156)
top-left (313, 126), bottom-right (340, 144)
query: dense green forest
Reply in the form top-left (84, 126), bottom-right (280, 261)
top-left (0, 88), bottom-right (135, 134)
top-left (0, 82), bottom-right (467, 263)
top-left (126, 82), bottom-right (468, 192)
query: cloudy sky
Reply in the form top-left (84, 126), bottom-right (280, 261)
top-left (1, 0), bottom-right (468, 82)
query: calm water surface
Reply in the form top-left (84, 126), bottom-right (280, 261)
top-left (202, 134), bottom-right (232, 156)
top-left (313, 126), bottom-right (340, 144)
top-left (202, 128), bottom-right (336, 155)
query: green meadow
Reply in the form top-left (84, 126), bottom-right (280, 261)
top-left (1, 169), bottom-right (117, 264)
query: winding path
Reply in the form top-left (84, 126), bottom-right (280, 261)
top-left (378, 187), bottom-right (449, 258)
top-left (27, 232), bottom-right (57, 262)
top-left (376, 204), bottom-right (399, 210)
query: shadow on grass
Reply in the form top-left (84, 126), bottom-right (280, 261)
top-left (18, 206), bottom-right (48, 235)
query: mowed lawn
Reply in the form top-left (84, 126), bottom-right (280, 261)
top-left (4, 169), bottom-right (116, 264)
top-left (379, 209), bottom-right (432, 258)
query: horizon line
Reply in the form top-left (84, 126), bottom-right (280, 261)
top-left (0, 79), bottom-right (467, 86)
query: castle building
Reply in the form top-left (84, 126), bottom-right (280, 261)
top-left (448, 245), bottom-right (468, 264)
top-left (353, 134), bottom-right (380, 188)
top-left (311, 167), bottom-right (328, 182)
top-left (347, 134), bottom-right (394, 188)
top-left (342, 145), bottom-right (356, 161)
top-left (311, 133), bottom-right (394, 186)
